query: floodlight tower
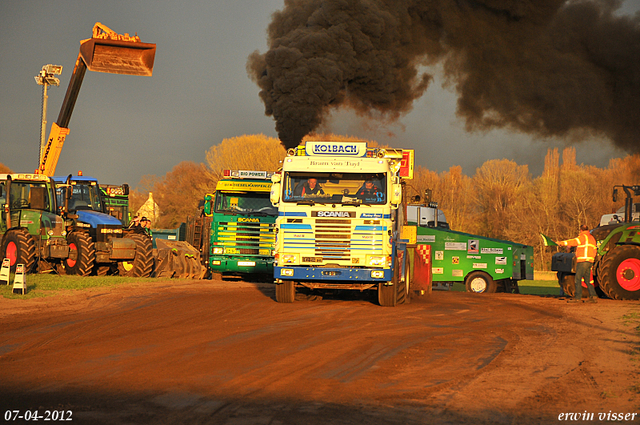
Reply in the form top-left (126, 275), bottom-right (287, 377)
top-left (34, 64), bottom-right (63, 167)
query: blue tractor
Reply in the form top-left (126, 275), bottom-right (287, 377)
top-left (53, 174), bottom-right (153, 276)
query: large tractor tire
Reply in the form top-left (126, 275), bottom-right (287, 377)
top-left (598, 245), bottom-right (640, 300)
top-left (0, 229), bottom-right (36, 273)
top-left (465, 271), bottom-right (497, 294)
top-left (275, 280), bottom-right (295, 303)
top-left (65, 232), bottom-right (96, 276)
top-left (118, 234), bottom-right (154, 277)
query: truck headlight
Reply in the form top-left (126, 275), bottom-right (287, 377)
top-left (213, 247), bottom-right (224, 254)
top-left (371, 270), bottom-right (385, 278)
top-left (281, 254), bottom-right (299, 265)
top-left (281, 268), bottom-right (294, 276)
top-left (366, 255), bottom-right (387, 267)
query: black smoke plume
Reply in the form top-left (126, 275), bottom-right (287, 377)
top-left (247, 0), bottom-right (640, 151)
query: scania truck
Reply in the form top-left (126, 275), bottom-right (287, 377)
top-left (187, 170), bottom-right (277, 279)
top-left (269, 141), bottom-right (416, 306)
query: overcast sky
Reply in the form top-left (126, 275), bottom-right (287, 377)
top-left (1, 1), bottom-right (638, 187)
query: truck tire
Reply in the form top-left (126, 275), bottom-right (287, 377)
top-left (598, 245), bottom-right (640, 300)
top-left (465, 271), bottom-right (497, 294)
top-left (65, 232), bottom-right (95, 276)
top-left (118, 234), bottom-right (153, 277)
top-left (276, 280), bottom-right (295, 303)
top-left (397, 253), bottom-right (411, 304)
top-left (378, 282), bottom-right (397, 306)
top-left (1, 229), bottom-right (36, 273)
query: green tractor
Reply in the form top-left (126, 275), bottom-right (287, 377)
top-left (552, 185), bottom-right (640, 300)
top-left (0, 173), bottom-right (70, 273)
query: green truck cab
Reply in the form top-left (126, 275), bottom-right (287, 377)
top-left (203, 170), bottom-right (277, 278)
top-left (409, 204), bottom-right (534, 293)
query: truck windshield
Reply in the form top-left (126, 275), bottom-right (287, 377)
top-left (215, 192), bottom-right (277, 216)
top-left (57, 182), bottom-right (103, 211)
top-left (283, 172), bottom-right (387, 205)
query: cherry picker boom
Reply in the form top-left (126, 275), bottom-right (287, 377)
top-left (38, 22), bottom-right (156, 176)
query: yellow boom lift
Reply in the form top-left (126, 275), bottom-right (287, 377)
top-left (38, 22), bottom-right (156, 176)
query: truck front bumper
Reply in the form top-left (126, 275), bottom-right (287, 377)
top-left (275, 266), bottom-right (391, 282)
top-left (210, 257), bottom-right (273, 274)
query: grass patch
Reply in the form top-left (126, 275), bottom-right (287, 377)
top-left (0, 274), bottom-right (159, 300)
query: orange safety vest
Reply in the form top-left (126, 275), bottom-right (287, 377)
top-left (558, 231), bottom-right (597, 262)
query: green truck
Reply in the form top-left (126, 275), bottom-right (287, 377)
top-left (408, 204), bottom-right (534, 293)
top-left (187, 170), bottom-right (277, 279)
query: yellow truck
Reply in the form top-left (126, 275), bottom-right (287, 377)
top-left (269, 141), bottom-right (415, 306)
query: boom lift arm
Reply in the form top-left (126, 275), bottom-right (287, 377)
top-left (38, 22), bottom-right (156, 176)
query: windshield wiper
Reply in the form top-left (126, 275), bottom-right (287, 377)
top-left (296, 200), bottom-right (315, 206)
top-left (341, 201), bottom-right (361, 206)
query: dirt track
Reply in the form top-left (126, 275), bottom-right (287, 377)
top-left (1, 280), bottom-right (639, 424)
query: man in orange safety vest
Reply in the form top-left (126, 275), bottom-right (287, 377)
top-left (556, 224), bottom-right (598, 303)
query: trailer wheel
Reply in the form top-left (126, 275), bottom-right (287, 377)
top-left (465, 271), bottom-right (497, 294)
top-left (599, 245), bottom-right (640, 300)
top-left (276, 280), bottom-right (295, 303)
top-left (118, 234), bottom-right (153, 277)
top-left (65, 232), bottom-right (95, 276)
top-left (0, 229), bottom-right (36, 273)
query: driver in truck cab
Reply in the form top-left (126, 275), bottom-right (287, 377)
top-left (294, 178), bottom-right (324, 197)
top-left (357, 180), bottom-right (381, 197)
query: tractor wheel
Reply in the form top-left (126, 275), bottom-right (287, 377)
top-left (1, 229), bottom-right (36, 273)
top-left (65, 232), bottom-right (95, 276)
top-left (118, 234), bottom-right (153, 277)
top-left (598, 245), bottom-right (640, 300)
top-left (465, 271), bottom-right (497, 294)
top-left (275, 280), bottom-right (295, 303)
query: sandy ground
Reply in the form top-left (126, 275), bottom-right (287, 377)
top-left (0, 279), bottom-right (639, 424)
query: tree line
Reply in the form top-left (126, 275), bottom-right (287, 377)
top-left (3, 135), bottom-right (639, 271)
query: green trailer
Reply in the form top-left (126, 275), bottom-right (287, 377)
top-left (409, 205), bottom-right (534, 293)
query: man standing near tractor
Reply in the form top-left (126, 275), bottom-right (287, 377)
top-left (556, 225), bottom-right (598, 303)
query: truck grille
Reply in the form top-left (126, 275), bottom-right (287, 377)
top-left (282, 218), bottom-right (385, 264)
top-left (217, 221), bottom-right (275, 255)
top-left (315, 219), bottom-right (351, 260)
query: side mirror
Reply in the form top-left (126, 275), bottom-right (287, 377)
top-left (613, 188), bottom-right (618, 203)
top-left (122, 183), bottom-right (129, 196)
top-left (203, 193), bottom-right (213, 216)
top-left (390, 183), bottom-right (402, 205)
top-left (270, 182), bottom-right (281, 205)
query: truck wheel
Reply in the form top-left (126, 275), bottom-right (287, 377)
top-left (65, 232), bottom-right (95, 276)
top-left (396, 253), bottom-right (411, 304)
top-left (1, 229), bottom-right (36, 273)
top-left (599, 245), bottom-right (640, 300)
top-left (118, 234), bottom-right (153, 277)
top-left (276, 280), bottom-right (295, 303)
top-left (465, 271), bottom-right (497, 294)
top-left (378, 282), bottom-right (397, 306)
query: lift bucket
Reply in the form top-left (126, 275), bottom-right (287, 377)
top-left (79, 38), bottom-right (156, 76)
